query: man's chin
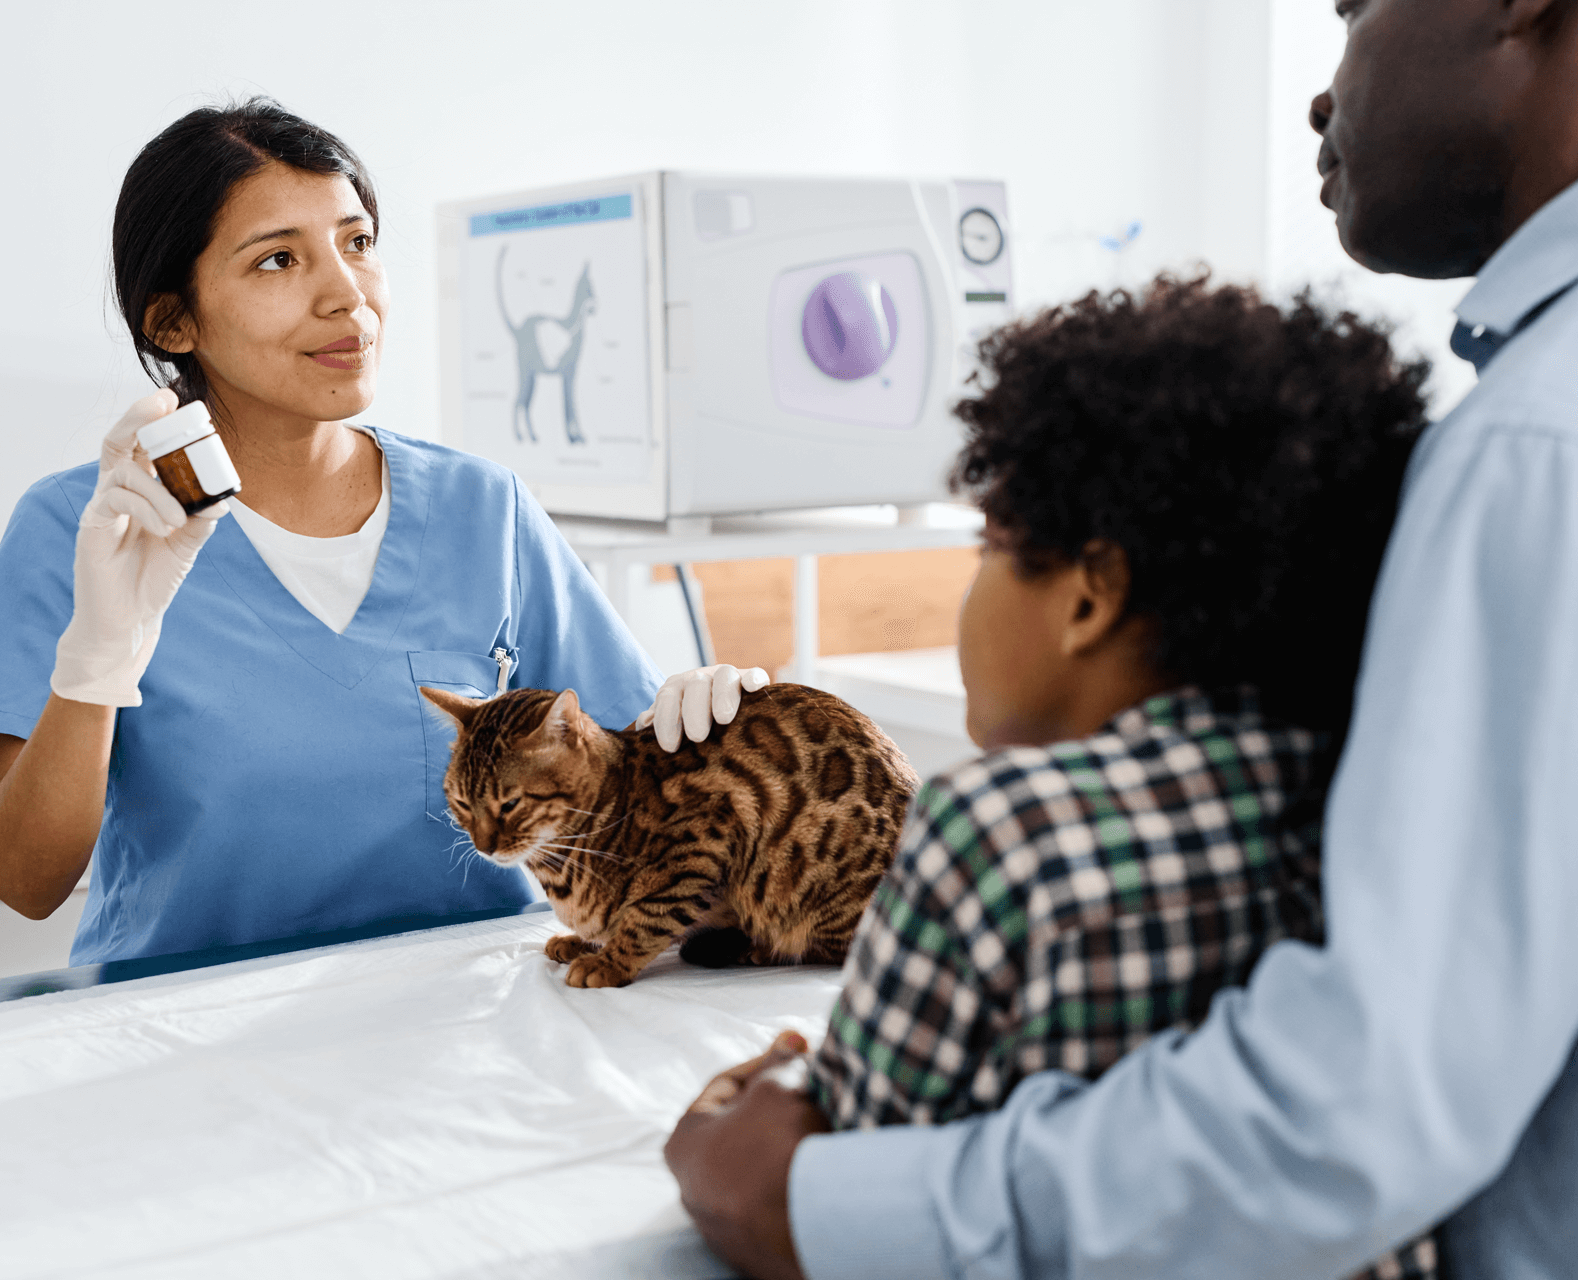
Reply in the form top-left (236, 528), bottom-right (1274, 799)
top-left (1336, 198), bottom-right (1494, 280)
top-left (1331, 172), bottom-right (1502, 280)
top-left (1334, 213), bottom-right (1402, 275)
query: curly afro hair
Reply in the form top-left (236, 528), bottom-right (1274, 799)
top-left (950, 273), bottom-right (1429, 739)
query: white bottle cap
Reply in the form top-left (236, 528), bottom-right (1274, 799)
top-left (136, 400), bottom-right (216, 460)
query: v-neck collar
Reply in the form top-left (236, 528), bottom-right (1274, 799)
top-left (205, 428), bottom-right (433, 689)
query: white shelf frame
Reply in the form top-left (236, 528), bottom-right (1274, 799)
top-left (553, 503), bottom-right (983, 682)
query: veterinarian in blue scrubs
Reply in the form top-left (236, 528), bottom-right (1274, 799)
top-left (0, 100), bottom-right (751, 965)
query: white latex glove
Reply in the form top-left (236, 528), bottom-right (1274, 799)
top-left (635, 664), bottom-right (771, 752)
top-left (51, 389), bottom-right (229, 708)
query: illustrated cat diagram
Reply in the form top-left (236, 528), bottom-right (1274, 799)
top-left (495, 245), bottom-right (596, 446)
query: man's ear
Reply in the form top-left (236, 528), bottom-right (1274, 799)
top-left (144, 293), bottom-right (195, 355)
top-left (420, 686), bottom-right (483, 729)
top-left (1058, 540), bottom-right (1133, 658)
top-left (542, 688), bottom-right (586, 746)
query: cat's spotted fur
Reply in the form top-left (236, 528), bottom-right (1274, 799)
top-left (420, 682), bottom-right (919, 988)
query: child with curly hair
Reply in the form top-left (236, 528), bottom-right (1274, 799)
top-left (806, 274), bottom-right (1438, 1278)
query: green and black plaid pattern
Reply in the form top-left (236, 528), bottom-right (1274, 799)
top-left (809, 685), bottom-right (1436, 1280)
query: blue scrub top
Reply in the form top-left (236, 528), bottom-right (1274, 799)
top-left (0, 429), bottom-right (662, 964)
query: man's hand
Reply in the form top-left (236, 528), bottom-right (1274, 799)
top-left (665, 1031), bottom-right (831, 1280)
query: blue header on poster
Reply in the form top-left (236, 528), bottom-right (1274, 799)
top-left (469, 194), bottom-right (633, 237)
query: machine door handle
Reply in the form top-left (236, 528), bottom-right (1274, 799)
top-left (801, 272), bottom-right (898, 380)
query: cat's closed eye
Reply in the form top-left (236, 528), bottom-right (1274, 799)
top-left (451, 798), bottom-right (472, 813)
top-left (498, 797), bottom-right (521, 815)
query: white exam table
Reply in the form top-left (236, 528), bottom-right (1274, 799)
top-left (0, 904), bottom-right (842, 1278)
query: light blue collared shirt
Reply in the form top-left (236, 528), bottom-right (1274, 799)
top-left (789, 181), bottom-right (1578, 1279)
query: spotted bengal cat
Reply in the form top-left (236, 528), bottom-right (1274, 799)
top-left (419, 682), bottom-right (920, 988)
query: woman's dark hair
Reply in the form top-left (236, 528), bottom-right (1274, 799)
top-left (112, 97), bottom-right (378, 406)
top-left (950, 273), bottom-right (1429, 742)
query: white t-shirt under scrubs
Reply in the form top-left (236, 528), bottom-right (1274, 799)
top-left (226, 445), bottom-right (392, 634)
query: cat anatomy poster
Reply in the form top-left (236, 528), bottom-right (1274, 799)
top-left (461, 191), bottom-right (651, 486)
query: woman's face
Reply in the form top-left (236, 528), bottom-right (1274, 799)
top-left (170, 162), bottom-right (388, 427)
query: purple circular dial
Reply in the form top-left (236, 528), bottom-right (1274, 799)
top-left (801, 272), bottom-right (898, 380)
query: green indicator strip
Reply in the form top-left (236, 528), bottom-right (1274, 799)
top-left (965, 291), bottom-right (1008, 303)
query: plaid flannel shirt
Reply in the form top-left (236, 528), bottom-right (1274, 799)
top-left (808, 686), bottom-right (1437, 1280)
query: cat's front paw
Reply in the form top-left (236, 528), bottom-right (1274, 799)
top-left (565, 953), bottom-right (635, 989)
top-left (545, 933), bottom-right (596, 964)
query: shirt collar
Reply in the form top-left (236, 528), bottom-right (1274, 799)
top-left (1104, 684), bottom-right (1263, 741)
top-left (1456, 177), bottom-right (1578, 337)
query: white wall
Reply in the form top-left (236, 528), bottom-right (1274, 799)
top-left (0, 0), bottom-right (1275, 529)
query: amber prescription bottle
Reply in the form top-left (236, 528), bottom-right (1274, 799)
top-left (135, 401), bottom-right (242, 515)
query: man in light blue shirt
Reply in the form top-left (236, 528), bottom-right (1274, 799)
top-left (664, 1), bottom-right (1578, 1274)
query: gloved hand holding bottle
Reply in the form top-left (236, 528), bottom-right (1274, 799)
top-left (3, 390), bottom-right (234, 920)
top-left (51, 389), bottom-right (230, 707)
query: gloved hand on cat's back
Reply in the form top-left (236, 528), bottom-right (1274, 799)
top-left (635, 663), bottom-right (771, 752)
top-left (51, 390), bottom-right (228, 708)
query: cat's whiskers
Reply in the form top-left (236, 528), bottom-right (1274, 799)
top-left (443, 831), bottom-right (477, 863)
top-left (442, 813), bottom-right (477, 852)
top-left (439, 813), bottom-right (506, 888)
top-left (526, 844), bottom-right (618, 887)
top-left (538, 841), bottom-right (629, 865)
top-left (497, 826), bottom-right (570, 874)
top-left (441, 838), bottom-right (488, 888)
top-left (556, 811), bottom-right (632, 843)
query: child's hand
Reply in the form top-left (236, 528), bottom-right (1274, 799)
top-left (665, 1030), bottom-right (828, 1280)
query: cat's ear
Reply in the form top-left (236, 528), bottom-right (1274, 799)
top-left (420, 686), bottom-right (484, 729)
top-left (542, 688), bottom-right (587, 746)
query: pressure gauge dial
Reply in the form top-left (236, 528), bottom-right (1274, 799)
top-left (959, 207), bottom-right (1004, 265)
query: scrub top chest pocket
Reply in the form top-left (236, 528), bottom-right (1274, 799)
top-left (409, 649), bottom-right (517, 822)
